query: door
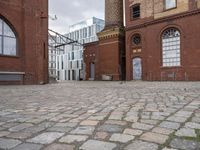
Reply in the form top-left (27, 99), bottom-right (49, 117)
top-left (133, 58), bottom-right (142, 80)
top-left (90, 63), bottom-right (95, 80)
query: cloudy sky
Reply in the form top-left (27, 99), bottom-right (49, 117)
top-left (49, 0), bottom-right (105, 34)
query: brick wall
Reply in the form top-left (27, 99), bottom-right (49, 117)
top-left (125, 13), bottom-right (200, 81)
top-left (105, 0), bottom-right (123, 27)
top-left (154, 0), bottom-right (189, 19)
top-left (198, 0), bottom-right (200, 8)
top-left (126, 0), bottom-right (194, 28)
top-left (0, 0), bottom-right (48, 84)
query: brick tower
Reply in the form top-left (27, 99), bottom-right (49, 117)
top-left (97, 0), bottom-right (125, 80)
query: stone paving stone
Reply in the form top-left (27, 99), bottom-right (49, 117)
top-left (140, 119), bottom-right (159, 125)
top-left (12, 143), bottom-right (43, 150)
top-left (152, 127), bottom-right (174, 135)
top-left (105, 120), bottom-right (127, 126)
top-left (151, 115), bottom-right (165, 120)
top-left (26, 118), bottom-right (45, 124)
top-left (38, 121), bottom-right (55, 128)
top-left (23, 125), bottom-right (45, 134)
top-left (166, 116), bottom-right (188, 123)
top-left (170, 138), bottom-right (200, 150)
top-left (98, 124), bottom-right (124, 133)
top-left (80, 120), bottom-right (99, 126)
top-left (140, 132), bottom-right (169, 144)
top-left (9, 123), bottom-right (33, 132)
top-left (132, 122), bottom-right (154, 130)
top-left (2, 122), bottom-right (19, 129)
top-left (175, 128), bottom-right (197, 137)
top-left (174, 111), bottom-right (193, 117)
top-left (27, 132), bottom-right (64, 144)
top-left (162, 148), bottom-right (177, 150)
top-left (88, 115), bottom-right (106, 121)
top-left (0, 138), bottom-right (22, 149)
top-left (59, 118), bottom-right (71, 123)
top-left (59, 135), bottom-right (88, 143)
top-left (94, 132), bottom-right (109, 140)
top-left (80, 140), bottom-right (117, 150)
top-left (55, 122), bottom-right (78, 128)
top-left (6, 132), bottom-right (32, 139)
top-left (123, 128), bottom-right (143, 136)
top-left (0, 127), bottom-right (5, 131)
top-left (159, 121), bottom-right (180, 130)
top-left (44, 143), bottom-right (75, 150)
top-left (109, 114), bottom-right (123, 120)
top-left (47, 126), bottom-right (72, 132)
top-left (0, 131), bottom-right (10, 137)
top-left (109, 133), bottom-right (134, 143)
top-left (191, 117), bottom-right (200, 123)
top-left (124, 140), bottom-right (158, 150)
top-left (124, 116), bottom-right (138, 122)
top-left (185, 122), bottom-right (200, 129)
top-left (0, 122), bottom-right (5, 126)
top-left (71, 126), bottom-right (95, 135)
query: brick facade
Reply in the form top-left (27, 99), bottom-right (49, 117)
top-left (84, 0), bottom-right (125, 81)
top-left (0, 0), bottom-right (48, 84)
top-left (125, 0), bottom-right (200, 81)
top-left (84, 0), bottom-right (200, 81)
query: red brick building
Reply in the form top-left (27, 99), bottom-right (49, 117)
top-left (84, 0), bottom-right (125, 81)
top-left (84, 0), bottom-right (200, 81)
top-left (0, 0), bottom-right (48, 84)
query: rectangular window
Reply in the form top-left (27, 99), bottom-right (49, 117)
top-left (72, 52), bottom-right (74, 60)
top-left (68, 70), bottom-right (70, 80)
top-left (65, 70), bottom-right (67, 80)
top-left (131, 5), bottom-right (140, 19)
top-left (61, 56), bottom-right (63, 69)
top-left (165, 0), bottom-right (176, 10)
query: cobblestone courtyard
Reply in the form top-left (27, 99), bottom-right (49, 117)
top-left (0, 81), bottom-right (200, 150)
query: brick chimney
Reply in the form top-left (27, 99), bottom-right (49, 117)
top-left (97, 0), bottom-right (125, 81)
top-left (105, 0), bottom-right (124, 28)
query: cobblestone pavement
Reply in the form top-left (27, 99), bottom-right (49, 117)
top-left (0, 81), bottom-right (200, 150)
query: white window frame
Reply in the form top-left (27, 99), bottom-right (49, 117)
top-left (162, 28), bottom-right (181, 67)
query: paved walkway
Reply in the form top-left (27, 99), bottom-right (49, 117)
top-left (0, 81), bottom-right (200, 150)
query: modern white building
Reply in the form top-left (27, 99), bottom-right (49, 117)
top-left (56, 17), bottom-right (105, 81)
top-left (48, 30), bottom-right (67, 80)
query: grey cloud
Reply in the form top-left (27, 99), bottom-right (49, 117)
top-left (49, 0), bottom-right (105, 34)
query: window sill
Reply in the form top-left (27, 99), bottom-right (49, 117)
top-left (164, 6), bottom-right (177, 12)
top-left (130, 17), bottom-right (140, 21)
top-left (0, 54), bottom-right (20, 58)
top-left (161, 65), bottom-right (182, 69)
top-left (0, 71), bottom-right (25, 75)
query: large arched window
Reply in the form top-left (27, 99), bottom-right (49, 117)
top-left (0, 18), bottom-right (17, 56)
top-left (162, 28), bottom-right (180, 67)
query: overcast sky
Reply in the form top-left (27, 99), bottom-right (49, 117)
top-left (49, 0), bottom-right (105, 34)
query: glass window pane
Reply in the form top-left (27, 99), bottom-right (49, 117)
top-left (0, 36), bottom-right (2, 54)
top-left (162, 28), bottom-right (180, 67)
top-left (0, 19), bottom-right (2, 35)
top-left (165, 0), bottom-right (176, 9)
top-left (3, 22), bottom-right (15, 37)
top-left (3, 37), bottom-right (16, 55)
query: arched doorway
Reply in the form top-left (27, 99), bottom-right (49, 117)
top-left (132, 57), bottom-right (142, 80)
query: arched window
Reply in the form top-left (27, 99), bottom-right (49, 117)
top-left (132, 34), bottom-right (141, 46)
top-left (0, 18), bottom-right (17, 56)
top-left (162, 28), bottom-right (180, 67)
